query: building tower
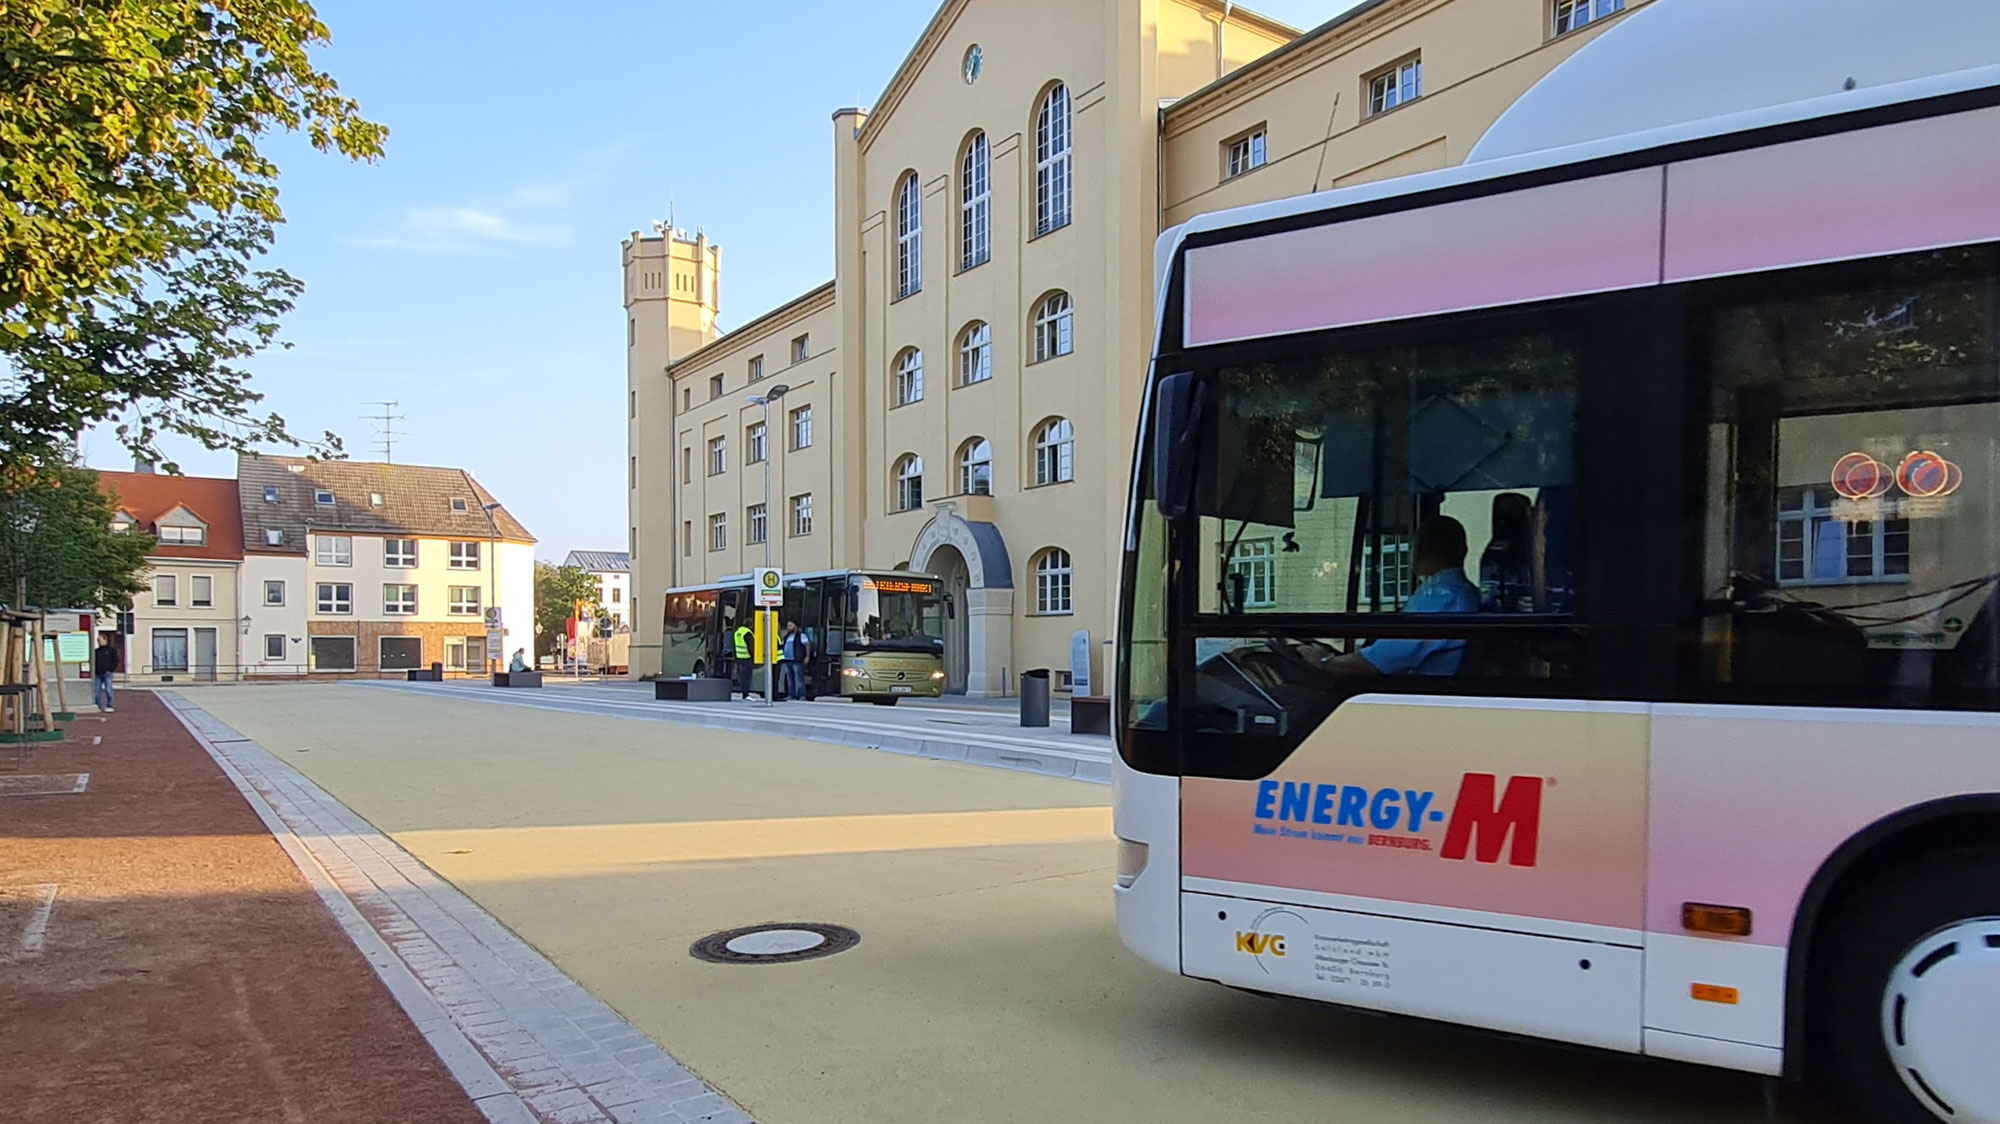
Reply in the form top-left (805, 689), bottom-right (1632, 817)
top-left (624, 225), bottom-right (721, 677)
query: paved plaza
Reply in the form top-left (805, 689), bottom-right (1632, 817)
top-left (155, 681), bottom-right (1845, 1124)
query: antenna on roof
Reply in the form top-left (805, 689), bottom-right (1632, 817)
top-left (364, 400), bottom-right (407, 462)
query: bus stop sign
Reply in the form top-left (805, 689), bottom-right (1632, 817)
top-left (754, 567), bottom-right (784, 608)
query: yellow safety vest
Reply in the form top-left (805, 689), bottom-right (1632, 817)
top-left (732, 626), bottom-right (752, 659)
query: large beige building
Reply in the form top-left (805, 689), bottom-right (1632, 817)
top-left (625, 0), bottom-right (1649, 693)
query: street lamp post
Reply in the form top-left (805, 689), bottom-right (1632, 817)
top-left (481, 502), bottom-right (503, 674)
top-left (746, 384), bottom-right (789, 707)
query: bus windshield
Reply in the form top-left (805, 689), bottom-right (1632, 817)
top-left (849, 576), bottom-right (945, 652)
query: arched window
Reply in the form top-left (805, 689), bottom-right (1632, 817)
top-left (1034, 548), bottom-right (1073, 614)
top-left (1033, 292), bottom-right (1073, 362)
top-left (961, 132), bottom-right (990, 270)
top-left (896, 171), bottom-right (922, 298)
top-left (1034, 417), bottom-right (1074, 485)
top-left (957, 321), bottom-right (991, 386)
top-left (959, 438), bottom-right (993, 496)
top-left (1035, 85), bottom-right (1072, 236)
top-left (894, 454), bottom-right (926, 512)
top-left (894, 347), bottom-right (925, 406)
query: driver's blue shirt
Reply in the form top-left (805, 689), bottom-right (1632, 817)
top-left (1361, 567), bottom-right (1479, 675)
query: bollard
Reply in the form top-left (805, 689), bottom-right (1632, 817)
top-left (1019, 668), bottom-right (1051, 727)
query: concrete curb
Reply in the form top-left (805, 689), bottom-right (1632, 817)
top-left (362, 681), bottom-right (1115, 785)
top-left (160, 691), bottom-right (755, 1124)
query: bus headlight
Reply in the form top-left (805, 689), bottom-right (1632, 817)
top-left (930, 670), bottom-right (946, 680)
top-left (842, 668), bottom-right (862, 677)
top-left (1115, 837), bottom-right (1149, 889)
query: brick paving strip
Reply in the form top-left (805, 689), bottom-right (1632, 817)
top-left (155, 690), bottom-right (754, 1124)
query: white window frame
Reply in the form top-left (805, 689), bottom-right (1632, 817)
top-left (158, 525), bottom-right (206, 545)
top-left (154, 573), bottom-right (178, 607)
top-left (790, 405), bottom-right (813, 450)
top-left (316, 582), bottom-right (353, 615)
top-left (310, 635), bottom-right (357, 673)
top-left (959, 438), bottom-right (993, 496)
top-left (444, 636), bottom-right (469, 672)
top-left (894, 348), bottom-right (925, 407)
top-left (961, 133), bottom-right (990, 270)
top-left (748, 354), bottom-right (764, 381)
top-left (384, 583), bottom-right (418, 615)
top-left (450, 498), bottom-right (469, 513)
top-left (709, 513), bottom-right (727, 552)
top-left (747, 503), bottom-right (768, 546)
top-left (896, 172), bottom-right (923, 298)
top-left (152, 627), bottom-right (190, 672)
top-left (384, 538), bottom-right (417, 567)
top-left (747, 422), bottom-right (768, 465)
top-left (1553, 0), bottom-right (1622, 36)
top-left (1035, 85), bottom-right (1072, 236)
top-left (1368, 57), bottom-right (1422, 116)
top-left (1034, 292), bottom-right (1074, 362)
top-left (958, 322), bottom-right (992, 386)
top-left (191, 574), bottom-right (213, 608)
top-left (1227, 539), bottom-right (1277, 608)
top-left (265, 529), bottom-right (284, 547)
top-left (708, 435), bottom-right (727, 476)
top-left (449, 541), bottom-right (481, 570)
top-left (314, 489), bottom-right (335, 507)
top-left (792, 334), bottom-right (810, 363)
top-left (894, 455), bottom-right (925, 512)
top-left (264, 579), bottom-right (285, 606)
top-left (1225, 128), bottom-right (1267, 179)
top-left (262, 486), bottom-right (280, 504)
top-left (264, 634), bottom-right (286, 661)
top-left (1361, 535), bottom-right (1414, 609)
top-left (448, 585), bottom-right (482, 615)
top-left (791, 494), bottom-right (814, 537)
top-left (1035, 549), bottom-right (1073, 614)
top-left (316, 535), bottom-right (353, 567)
top-left (1777, 486), bottom-right (1911, 586)
top-left (1034, 418), bottom-right (1075, 486)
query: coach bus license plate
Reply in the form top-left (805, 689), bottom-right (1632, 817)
top-left (890, 685), bottom-right (914, 693)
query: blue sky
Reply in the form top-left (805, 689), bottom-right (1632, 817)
top-left (83, 0), bottom-right (1361, 560)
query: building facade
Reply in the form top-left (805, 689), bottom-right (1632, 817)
top-left (97, 471), bottom-right (247, 682)
top-left (236, 456), bottom-right (537, 678)
top-left (562, 550), bottom-right (633, 630)
top-left (625, 0), bottom-right (1649, 692)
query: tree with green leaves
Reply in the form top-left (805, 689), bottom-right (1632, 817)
top-left (1, 0), bottom-right (386, 483)
top-left (0, 466), bottom-right (152, 611)
top-left (535, 562), bottom-right (604, 661)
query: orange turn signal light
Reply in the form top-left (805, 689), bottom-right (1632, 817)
top-left (1691, 983), bottom-right (1740, 1005)
top-left (1682, 902), bottom-right (1753, 937)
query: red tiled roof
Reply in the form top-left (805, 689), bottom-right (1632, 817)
top-left (96, 471), bottom-right (246, 561)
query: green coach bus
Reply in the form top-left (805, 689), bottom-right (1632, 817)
top-left (658, 569), bottom-right (948, 704)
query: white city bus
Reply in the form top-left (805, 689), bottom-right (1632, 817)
top-left (1113, 6), bottom-right (2000, 1121)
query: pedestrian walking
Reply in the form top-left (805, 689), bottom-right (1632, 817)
top-left (731, 618), bottom-right (755, 699)
top-left (92, 637), bottom-right (119, 712)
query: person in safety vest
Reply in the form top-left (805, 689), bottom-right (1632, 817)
top-left (731, 619), bottom-right (755, 699)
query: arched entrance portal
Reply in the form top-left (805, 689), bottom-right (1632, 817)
top-left (929, 545), bottom-right (971, 692)
top-left (908, 501), bottom-right (1013, 697)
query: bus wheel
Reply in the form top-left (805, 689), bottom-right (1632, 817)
top-left (693, 661), bottom-right (705, 678)
top-left (1815, 847), bottom-right (2000, 1123)
top-left (871, 697), bottom-right (899, 706)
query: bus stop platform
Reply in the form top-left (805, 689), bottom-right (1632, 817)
top-left (364, 679), bottom-right (1116, 784)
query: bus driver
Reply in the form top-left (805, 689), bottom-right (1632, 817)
top-left (1303, 515), bottom-right (1479, 677)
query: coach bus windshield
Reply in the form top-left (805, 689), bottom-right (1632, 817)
top-left (849, 576), bottom-right (946, 653)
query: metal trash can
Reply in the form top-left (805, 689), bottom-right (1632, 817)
top-left (1019, 668), bottom-right (1051, 727)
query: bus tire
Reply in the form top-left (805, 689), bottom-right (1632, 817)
top-left (871, 697), bottom-right (898, 706)
top-left (692, 661), bottom-right (705, 678)
top-left (1812, 846), bottom-right (2000, 1123)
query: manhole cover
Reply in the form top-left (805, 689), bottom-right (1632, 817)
top-left (689, 923), bottom-right (859, 965)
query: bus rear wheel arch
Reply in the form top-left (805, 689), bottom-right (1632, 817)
top-left (1806, 845), bottom-right (2000, 1122)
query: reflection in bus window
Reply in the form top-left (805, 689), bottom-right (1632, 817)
top-left (1692, 245), bottom-right (2000, 703)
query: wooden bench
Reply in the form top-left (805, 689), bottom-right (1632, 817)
top-left (492, 671), bottom-right (543, 688)
top-left (655, 677), bottom-right (732, 702)
top-left (1070, 695), bottom-right (1112, 735)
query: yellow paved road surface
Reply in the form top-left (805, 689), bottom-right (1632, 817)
top-left (179, 684), bottom-right (1841, 1124)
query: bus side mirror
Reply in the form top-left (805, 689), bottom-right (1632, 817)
top-left (1153, 372), bottom-right (1203, 519)
top-left (944, 593), bottom-right (956, 620)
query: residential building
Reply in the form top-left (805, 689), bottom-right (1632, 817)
top-left (624, 0), bottom-right (1649, 693)
top-left (97, 470), bottom-right (247, 682)
top-left (236, 456), bottom-right (536, 678)
top-left (562, 550), bottom-right (632, 630)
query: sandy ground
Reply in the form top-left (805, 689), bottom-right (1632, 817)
top-left (176, 682), bottom-right (1851, 1124)
top-left (0, 691), bottom-right (485, 1124)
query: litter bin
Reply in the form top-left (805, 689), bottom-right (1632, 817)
top-left (1019, 668), bottom-right (1051, 727)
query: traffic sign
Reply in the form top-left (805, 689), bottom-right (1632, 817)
top-left (754, 567), bottom-right (784, 608)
